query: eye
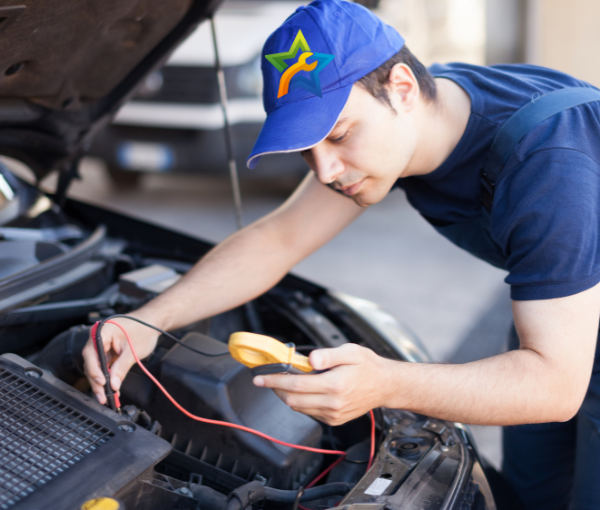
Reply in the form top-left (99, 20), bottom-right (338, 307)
top-left (330, 132), bottom-right (346, 143)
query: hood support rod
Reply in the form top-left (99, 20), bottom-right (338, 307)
top-left (210, 16), bottom-right (244, 231)
top-left (210, 16), bottom-right (263, 334)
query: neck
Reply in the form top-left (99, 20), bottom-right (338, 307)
top-left (404, 78), bottom-right (471, 177)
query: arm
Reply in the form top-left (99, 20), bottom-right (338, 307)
top-left (256, 282), bottom-right (600, 426)
top-left (83, 172), bottom-right (364, 402)
top-left (131, 173), bottom-right (363, 331)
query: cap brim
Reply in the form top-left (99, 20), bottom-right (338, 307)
top-left (246, 83), bottom-right (353, 169)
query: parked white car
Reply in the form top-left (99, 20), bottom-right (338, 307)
top-left (90, 0), bottom-right (309, 184)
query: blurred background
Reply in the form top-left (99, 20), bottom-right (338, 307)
top-left (7, 0), bottom-right (599, 470)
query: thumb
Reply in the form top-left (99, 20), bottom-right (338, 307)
top-left (309, 344), bottom-right (363, 371)
top-left (108, 350), bottom-right (136, 392)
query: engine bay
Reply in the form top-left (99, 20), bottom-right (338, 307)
top-left (0, 166), bottom-right (485, 510)
top-left (0, 167), bottom-right (378, 509)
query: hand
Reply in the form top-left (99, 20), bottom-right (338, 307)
top-left (253, 343), bottom-right (395, 426)
top-left (82, 313), bottom-right (160, 404)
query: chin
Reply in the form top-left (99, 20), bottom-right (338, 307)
top-left (352, 194), bottom-right (376, 208)
top-left (351, 197), bottom-right (370, 208)
top-left (352, 186), bottom-right (387, 207)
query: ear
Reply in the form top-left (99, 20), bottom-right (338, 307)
top-left (386, 63), bottom-right (420, 113)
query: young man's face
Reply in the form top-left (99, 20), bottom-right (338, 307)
top-left (300, 82), bottom-right (418, 207)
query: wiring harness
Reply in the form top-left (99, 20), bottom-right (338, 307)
top-left (92, 316), bottom-right (376, 495)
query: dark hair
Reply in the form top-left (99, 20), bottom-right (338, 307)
top-left (358, 45), bottom-right (437, 110)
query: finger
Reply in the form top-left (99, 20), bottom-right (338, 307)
top-left (253, 372), bottom-right (334, 394)
top-left (287, 408), bottom-right (342, 426)
top-left (104, 324), bottom-right (126, 355)
top-left (272, 391), bottom-right (350, 426)
top-left (82, 341), bottom-right (104, 384)
top-left (82, 341), bottom-right (107, 403)
top-left (281, 391), bottom-right (348, 413)
top-left (108, 347), bottom-right (136, 392)
top-left (309, 343), bottom-right (365, 370)
top-left (84, 368), bottom-right (107, 405)
top-left (272, 389), bottom-right (329, 410)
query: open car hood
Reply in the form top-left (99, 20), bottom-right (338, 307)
top-left (0, 0), bottom-right (221, 181)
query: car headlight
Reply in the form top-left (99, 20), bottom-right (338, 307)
top-left (329, 290), bottom-right (432, 363)
top-left (335, 410), bottom-right (496, 510)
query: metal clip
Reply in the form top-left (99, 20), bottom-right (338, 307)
top-left (423, 419), bottom-right (455, 446)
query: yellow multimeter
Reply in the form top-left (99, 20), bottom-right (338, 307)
top-left (228, 332), bottom-right (316, 376)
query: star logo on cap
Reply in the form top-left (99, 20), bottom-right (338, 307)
top-left (265, 30), bottom-right (334, 99)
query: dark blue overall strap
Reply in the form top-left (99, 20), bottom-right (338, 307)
top-left (481, 87), bottom-right (600, 212)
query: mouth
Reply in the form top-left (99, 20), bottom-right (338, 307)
top-left (339, 178), bottom-right (365, 196)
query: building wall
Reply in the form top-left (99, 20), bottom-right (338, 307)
top-left (527, 0), bottom-right (600, 87)
top-left (377, 0), bottom-right (486, 66)
top-left (486, 0), bottom-right (526, 65)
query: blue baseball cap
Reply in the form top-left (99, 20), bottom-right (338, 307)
top-left (246, 0), bottom-right (405, 169)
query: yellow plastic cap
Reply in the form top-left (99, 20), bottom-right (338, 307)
top-left (81, 497), bottom-right (121, 510)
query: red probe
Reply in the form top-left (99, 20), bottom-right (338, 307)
top-left (94, 320), bottom-right (376, 493)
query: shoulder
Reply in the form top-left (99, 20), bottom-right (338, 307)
top-left (428, 62), bottom-right (593, 90)
top-left (492, 148), bottom-right (600, 300)
top-left (494, 147), bottom-right (600, 230)
top-left (492, 98), bottom-right (600, 218)
top-left (428, 63), bottom-right (599, 125)
top-left (509, 99), bottom-right (600, 169)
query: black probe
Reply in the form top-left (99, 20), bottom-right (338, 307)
top-left (92, 322), bottom-right (121, 414)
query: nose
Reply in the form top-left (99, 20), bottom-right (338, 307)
top-left (309, 143), bottom-right (344, 185)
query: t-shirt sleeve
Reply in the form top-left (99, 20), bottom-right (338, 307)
top-left (492, 148), bottom-right (600, 300)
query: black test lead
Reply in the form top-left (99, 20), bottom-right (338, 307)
top-left (91, 322), bottom-right (121, 414)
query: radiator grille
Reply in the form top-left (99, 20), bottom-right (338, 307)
top-left (0, 368), bottom-right (113, 509)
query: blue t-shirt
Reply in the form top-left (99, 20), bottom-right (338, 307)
top-left (395, 63), bottom-right (600, 301)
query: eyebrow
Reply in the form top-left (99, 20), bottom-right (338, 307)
top-left (301, 117), bottom-right (350, 155)
top-left (332, 117), bottom-right (349, 130)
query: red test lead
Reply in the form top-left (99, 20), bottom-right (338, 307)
top-left (94, 319), bottom-right (376, 491)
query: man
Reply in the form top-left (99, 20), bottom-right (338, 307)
top-left (83, 1), bottom-right (600, 508)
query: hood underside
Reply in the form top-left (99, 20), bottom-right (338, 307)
top-left (0, 0), bottom-right (220, 181)
top-left (0, 0), bottom-right (196, 111)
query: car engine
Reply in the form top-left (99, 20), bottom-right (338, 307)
top-left (0, 167), bottom-right (492, 510)
top-left (0, 168), bottom-right (376, 510)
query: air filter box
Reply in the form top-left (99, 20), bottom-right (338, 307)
top-left (0, 354), bottom-right (172, 510)
top-left (139, 333), bottom-right (323, 489)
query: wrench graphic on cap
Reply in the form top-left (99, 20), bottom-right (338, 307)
top-left (277, 52), bottom-right (318, 98)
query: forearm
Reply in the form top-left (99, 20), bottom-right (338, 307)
top-left (259, 284), bottom-right (599, 428)
top-left (133, 174), bottom-right (363, 332)
top-left (384, 349), bottom-right (583, 426)
top-left (136, 215), bottom-right (299, 331)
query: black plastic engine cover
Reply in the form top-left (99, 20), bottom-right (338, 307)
top-left (147, 332), bottom-right (323, 489)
